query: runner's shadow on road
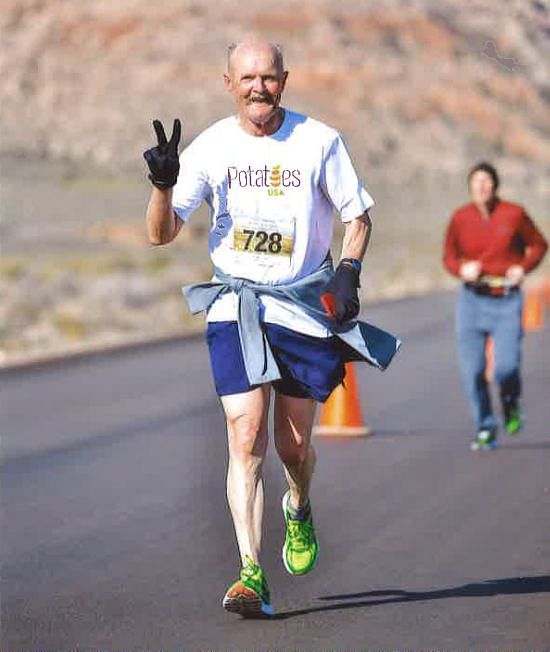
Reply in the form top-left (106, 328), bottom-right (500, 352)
top-left (500, 441), bottom-right (550, 451)
top-left (271, 575), bottom-right (550, 620)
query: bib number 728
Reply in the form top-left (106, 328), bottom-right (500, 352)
top-left (232, 219), bottom-right (294, 258)
top-left (242, 229), bottom-right (282, 254)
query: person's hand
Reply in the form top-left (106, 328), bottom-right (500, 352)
top-left (506, 264), bottom-right (525, 286)
top-left (459, 260), bottom-right (482, 282)
top-left (322, 260), bottom-right (361, 324)
top-left (143, 119), bottom-right (181, 189)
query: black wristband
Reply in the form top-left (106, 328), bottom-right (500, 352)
top-left (340, 258), bottom-right (362, 274)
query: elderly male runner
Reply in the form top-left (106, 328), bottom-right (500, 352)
top-left (444, 162), bottom-right (547, 450)
top-left (144, 41), bottom-right (399, 617)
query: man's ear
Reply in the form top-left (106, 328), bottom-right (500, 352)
top-left (281, 70), bottom-right (289, 92)
top-left (223, 73), bottom-right (233, 92)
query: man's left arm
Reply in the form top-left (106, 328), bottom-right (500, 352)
top-left (506, 210), bottom-right (548, 284)
top-left (320, 133), bottom-right (374, 322)
top-left (323, 211), bottom-right (371, 324)
top-left (341, 211), bottom-right (372, 262)
top-left (518, 210), bottom-right (548, 273)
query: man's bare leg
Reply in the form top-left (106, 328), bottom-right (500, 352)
top-left (222, 385), bottom-right (270, 564)
top-left (274, 393), bottom-right (317, 510)
top-left (274, 392), bottom-right (319, 575)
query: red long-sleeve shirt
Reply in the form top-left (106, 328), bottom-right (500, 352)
top-left (443, 199), bottom-right (548, 278)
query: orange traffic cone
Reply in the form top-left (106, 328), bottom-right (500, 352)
top-left (485, 336), bottom-right (494, 383)
top-left (313, 362), bottom-right (371, 437)
top-left (522, 286), bottom-right (543, 332)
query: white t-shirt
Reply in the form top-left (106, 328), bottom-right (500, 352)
top-left (172, 109), bottom-right (374, 337)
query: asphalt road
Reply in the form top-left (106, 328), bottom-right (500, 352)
top-left (2, 292), bottom-right (549, 651)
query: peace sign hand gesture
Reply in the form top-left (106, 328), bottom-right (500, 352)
top-left (143, 118), bottom-right (182, 189)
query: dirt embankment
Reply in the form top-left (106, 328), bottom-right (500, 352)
top-left (1, 0), bottom-right (549, 364)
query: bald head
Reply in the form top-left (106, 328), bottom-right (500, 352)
top-left (227, 41), bottom-right (284, 76)
top-left (223, 39), bottom-right (288, 135)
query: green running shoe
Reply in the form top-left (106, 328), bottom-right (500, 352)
top-left (222, 556), bottom-right (272, 617)
top-left (470, 429), bottom-right (498, 451)
top-left (282, 491), bottom-right (319, 576)
top-left (504, 403), bottom-right (523, 435)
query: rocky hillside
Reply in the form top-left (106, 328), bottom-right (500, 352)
top-left (1, 0), bottom-right (549, 364)
top-left (1, 0), bottom-right (549, 190)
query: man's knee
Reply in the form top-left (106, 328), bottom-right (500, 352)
top-left (457, 341), bottom-right (486, 377)
top-left (227, 412), bottom-right (265, 459)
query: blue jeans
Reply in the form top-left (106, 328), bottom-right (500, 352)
top-left (456, 286), bottom-right (523, 431)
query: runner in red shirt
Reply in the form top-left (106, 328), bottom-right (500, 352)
top-left (443, 162), bottom-right (547, 450)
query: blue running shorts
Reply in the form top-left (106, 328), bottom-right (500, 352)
top-left (206, 321), bottom-right (348, 402)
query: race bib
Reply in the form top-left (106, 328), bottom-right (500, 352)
top-left (232, 215), bottom-right (295, 266)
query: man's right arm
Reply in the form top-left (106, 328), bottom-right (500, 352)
top-left (145, 187), bottom-right (183, 245)
top-left (443, 214), bottom-right (481, 282)
top-left (443, 215), bottom-right (462, 277)
top-left (143, 119), bottom-right (183, 245)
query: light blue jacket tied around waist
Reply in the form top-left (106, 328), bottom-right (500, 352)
top-left (182, 256), bottom-right (401, 386)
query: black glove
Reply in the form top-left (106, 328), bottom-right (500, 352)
top-left (143, 118), bottom-right (181, 189)
top-left (323, 259), bottom-right (361, 324)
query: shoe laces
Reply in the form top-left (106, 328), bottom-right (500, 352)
top-left (240, 556), bottom-right (269, 599)
top-left (287, 518), bottom-right (314, 551)
top-left (241, 556), bottom-right (261, 581)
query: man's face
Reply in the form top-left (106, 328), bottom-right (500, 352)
top-left (224, 45), bottom-right (288, 126)
top-left (469, 170), bottom-right (496, 205)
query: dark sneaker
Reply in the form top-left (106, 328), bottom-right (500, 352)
top-left (282, 491), bottom-right (319, 576)
top-left (503, 403), bottom-right (523, 435)
top-left (470, 429), bottom-right (498, 451)
top-left (222, 556), bottom-right (272, 617)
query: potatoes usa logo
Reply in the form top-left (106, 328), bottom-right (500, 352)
top-left (227, 164), bottom-right (301, 196)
